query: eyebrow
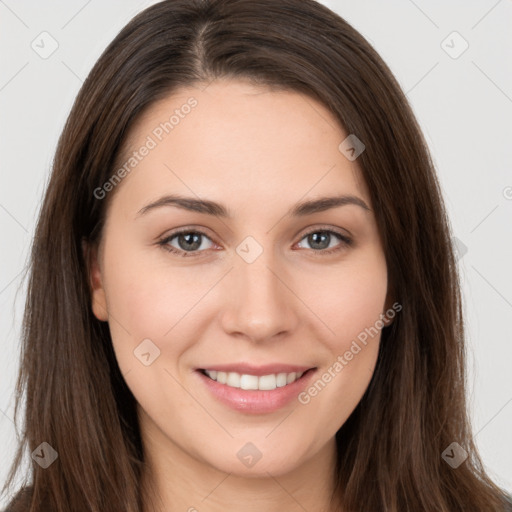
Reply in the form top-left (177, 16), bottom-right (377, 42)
top-left (136, 193), bottom-right (371, 219)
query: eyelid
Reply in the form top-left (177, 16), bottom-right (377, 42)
top-left (296, 223), bottom-right (352, 241)
top-left (157, 225), bottom-right (217, 244)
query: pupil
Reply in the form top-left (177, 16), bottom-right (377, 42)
top-left (179, 233), bottom-right (201, 251)
top-left (310, 232), bottom-right (329, 250)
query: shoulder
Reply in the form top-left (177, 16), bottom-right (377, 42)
top-left (2, 486), bottom-right (33, 512)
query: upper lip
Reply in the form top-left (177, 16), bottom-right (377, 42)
top-left (197, 363), bottom-right (316, 376)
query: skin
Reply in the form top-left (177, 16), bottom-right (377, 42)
top-left (87, 79), bottom-right (393, 512)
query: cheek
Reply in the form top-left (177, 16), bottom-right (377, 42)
top-left (305, 252), bottom-right (388, 348)
top-left (105, 225), bottom-right (220, 322)
top-left (100, 242), bottom-right (205, 373)
top-left (295, 253), bottom-right (386, 418)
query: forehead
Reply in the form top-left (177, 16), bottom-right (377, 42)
top-left (109, 79), bottom-right (371, 217)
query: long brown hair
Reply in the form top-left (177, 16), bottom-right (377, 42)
top-left (2, 0), bottom-right (510, 510)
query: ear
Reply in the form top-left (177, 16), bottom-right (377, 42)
top-left (82, 238), bottom-right (109, 322)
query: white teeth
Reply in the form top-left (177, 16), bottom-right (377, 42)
top-left (276, 373), bottom-right (288, 387)
top-left (203, 369), bottom-right (306, 390)
top-left (240, 374), bottom-right (259, 390)
top-left (226, 372), bottom-right (241, 388)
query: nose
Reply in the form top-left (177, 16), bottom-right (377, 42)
top-left (219, 246), bottom-right (299, 343)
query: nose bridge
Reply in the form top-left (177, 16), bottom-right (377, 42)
top-left (221, 234), bottom-right (296, 339)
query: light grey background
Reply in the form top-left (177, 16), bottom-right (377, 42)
top-left (1, 0), bottom-right (511, 506)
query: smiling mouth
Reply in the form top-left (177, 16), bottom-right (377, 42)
top-left (197, 368), bottom-right (315, 391)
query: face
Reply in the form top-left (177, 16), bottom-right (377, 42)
top-left (87, 79), bottom-right (392, 478)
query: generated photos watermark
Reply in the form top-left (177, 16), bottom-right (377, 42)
top-left (298, 301), bottom-right (402, 405)
top-left (93, 97), bottom-right (198, 200)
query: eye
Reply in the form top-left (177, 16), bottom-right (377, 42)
top-left (158, 226), bottom-right (353, 258)
top-left (158, 229), bottom-right (216, 257)
top-left (295, 228), bottom-right (353, 256)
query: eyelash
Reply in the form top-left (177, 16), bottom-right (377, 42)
top-left (157, 226), bottom-right (353, 258)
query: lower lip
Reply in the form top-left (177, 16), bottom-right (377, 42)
top-left (195, 369), bottom-right (317, 414)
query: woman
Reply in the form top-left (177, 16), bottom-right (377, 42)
top-left (2, 0), bottom-right (511, 510)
